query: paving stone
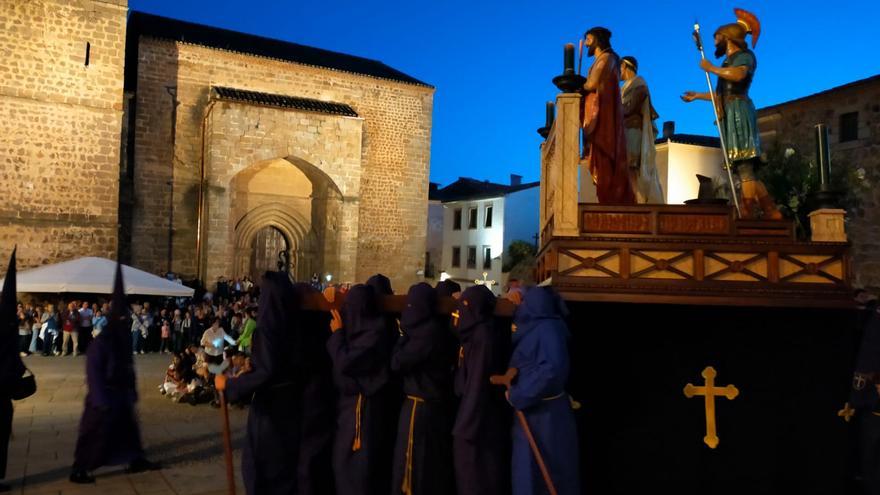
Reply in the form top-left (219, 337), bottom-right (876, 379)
top-left (8, 354), bottom-right (249, 495)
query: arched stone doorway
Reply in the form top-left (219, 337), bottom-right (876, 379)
top-left (249, 225), bottom-right (289, 281)
top-left (228, 157), bottom-right (348, 283)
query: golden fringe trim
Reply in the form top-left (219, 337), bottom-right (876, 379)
top-left (352, 393), bottom-right (363, 452)
top-left (726, 147), bottom-right (759, 162)
top-left (402, 395), bottom-right (424, 495)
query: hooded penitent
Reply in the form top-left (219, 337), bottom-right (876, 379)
top-left (72, 262), bottom-right (146, 472)
top-left (292, 282), bottom-right (335, 495)
top-left (328, 284), bottom-right (396, 495)
top-left (390, 283), bottom-right (455, 495)
top-left (226, 271), bottom-right (303, 495)
top-left (508, 287), bottom-right (580, 495)
top-left (0, 249), bottom-right (25, 480)
top-left (452, 284), bottom-right (511, 495)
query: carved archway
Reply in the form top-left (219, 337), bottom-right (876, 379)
top-left (232, 202), bottom-right (315, 280)
top-left (228, 156), bottom-right (345, 282)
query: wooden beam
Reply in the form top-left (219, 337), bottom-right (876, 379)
top-left (298, 291), bottom-right (517, 317)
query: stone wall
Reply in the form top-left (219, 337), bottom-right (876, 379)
top-left (758, 76), bottom-right (880, 288)
top-left (130, 38), bottom-right (434, 290)
top-left (0, 0), bottom-right (127, 267)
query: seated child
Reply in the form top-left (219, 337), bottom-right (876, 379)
top-left (160, 353), bottom-right (186, 400)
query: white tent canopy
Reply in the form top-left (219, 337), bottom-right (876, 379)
top-left (1, 257), bottom-right (194, 297)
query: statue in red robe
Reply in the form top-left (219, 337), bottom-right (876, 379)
top-left (581, 27), bottom-right (635, 204)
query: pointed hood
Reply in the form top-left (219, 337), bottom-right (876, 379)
top-left (400, 282), bottom-right (437, 329)
top-left (258, 271), bottom-right (303, 368)
top-left (366, 273), bottom-right (394, 296)
top-left (512, 287), bottom-right (569, 343)
top-left (341, 284), bottom-right (385, 344)
top-left (364, 273), bottom-right (399, 353)
top-left (0, 248), bottom-right (24, 381)
top-left (100, 262), bottom-right (136, 387)
top-left (333, 283), bottom-right (391, 395)
top-left (456, 284), bottom-right (496, 342)
top-left (435, 279), bottom-right (462, 298)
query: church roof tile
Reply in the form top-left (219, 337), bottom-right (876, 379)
top-left (212, 87), bottom-right (358, 117)
top-left (431, 177), bottom-right (540, 202)
top-left (126, 11), bottom-right (432, 88)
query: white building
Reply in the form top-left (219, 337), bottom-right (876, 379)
top-left (432, 176), bottom-right (539, 293)
top-left (655, 132), bottom-right (725, 204)
top-left (578, 125), bottom-right (726, 205)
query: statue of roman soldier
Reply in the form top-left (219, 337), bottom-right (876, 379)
top-left (682, 8), bottom-right (782, 219)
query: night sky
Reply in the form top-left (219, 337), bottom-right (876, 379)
top-left (130, 0), bottom-right (880, 186)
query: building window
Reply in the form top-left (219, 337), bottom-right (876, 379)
top-left (453, 209), bottom-right (462, 230)
top-left (452, 247), bottom-right (461, 268)
top-left (468, 208), bottom-right (478, 229)
top-left (467, 246), bottom-right (477, 269)
top-left (484, 205), bottom-right (493, 228)
top-left (840, 112), bottom-right (859, 143)
top-left (483, 246), bottom-right (492, 269)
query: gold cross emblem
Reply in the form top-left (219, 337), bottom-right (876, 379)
top-left (474, 272), bottom-right (497, 290)
top-left (684, 366), bottom-right (739, 449)
top-left (838, 402), bottom-right (856, 423)
top-left (451, 310), bottom-right (460, 327)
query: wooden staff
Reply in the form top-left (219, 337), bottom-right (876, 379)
top-left (305, 289), bottom-right (516, 317)
top-left (219, 389), bottom-right (236, 495)
top-left (490, 368), bottom-right (558, 495)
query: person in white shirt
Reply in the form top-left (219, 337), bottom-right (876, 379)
top-left (200, 317), bottom-right (236, 365)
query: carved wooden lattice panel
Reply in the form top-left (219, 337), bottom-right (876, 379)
top-left (558, 248), bottom-right (620, 278)
top-left (705, 252), bottom-right (769, 282)
top-left (630, 250), bottom-right (693, 280)
top-left (779, 254), bottom-right (844, 284)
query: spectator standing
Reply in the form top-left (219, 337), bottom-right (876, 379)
top-left (29, 308), bottom-right (42, 354)
top-left (91, 310), bottom-right (107, 338)
top-left (40, 304), bottom-right (58, 356)
top-left (194, 309), bottom-right (208, 347)
top-left (160, 312), bottom-right (172, 354)
top-left (228, 312), bottom-right (242, 341)
top-left (18, 310), bottom-right (31, 357)
top-left (172, 310), bottom-right (184, 353)
top-left (238, 307), bottom-right (256, 355)
top-left (61, 302), bottom-right (80, 356)
top-left (130, 308), bottom-right (146, 355)
top-left (180, 311), bottom-right (193, 351)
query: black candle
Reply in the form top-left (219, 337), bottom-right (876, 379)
top-left (564, 43), bottom-right (575, 75)
top-left (545, 101), bottom-right (555, 127)
top-left (815, 124), bottom-right (831, 189)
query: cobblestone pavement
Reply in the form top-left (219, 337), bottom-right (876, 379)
top-left (6, 354), bottom-right (248, 494)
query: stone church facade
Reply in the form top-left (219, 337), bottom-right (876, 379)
top-left (0, 0), bottom-right (127, 268)
top-left (1, 1), bottom-right (434, 290)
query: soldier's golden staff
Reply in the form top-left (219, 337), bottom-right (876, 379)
top-left (693, 22), bottom-right (742, 218)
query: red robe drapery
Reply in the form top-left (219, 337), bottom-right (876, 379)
top-left (582, 50), bottom-right (635, 204)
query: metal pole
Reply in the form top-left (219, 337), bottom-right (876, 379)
top-left (694, 23), bottom-right (742, 218)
